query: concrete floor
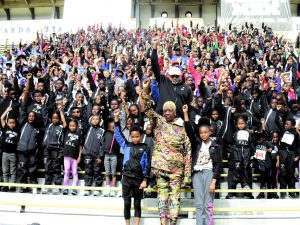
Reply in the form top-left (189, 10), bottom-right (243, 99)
top-left (1, 211), bottom-right (300, 225)
top-left (0, 192), bottom-right (300, 225)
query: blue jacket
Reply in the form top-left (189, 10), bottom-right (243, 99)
top-left (151, 80), bottom-right (160, 104)
top-left (114, 122), bottom-right (151, 182)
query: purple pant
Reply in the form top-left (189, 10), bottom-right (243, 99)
top-left (63, 157), bottom-right (78, 186)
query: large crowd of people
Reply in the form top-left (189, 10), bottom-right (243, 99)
top-left (0, 22), bottom-right (300, 225)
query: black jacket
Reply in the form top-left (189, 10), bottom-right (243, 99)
top-left (279, 129), bottom-right (300, 156)
top-left (114, 122), bottom-right (151, 182)
top-left (82, 125), bottom-right (105, 157)
top-left (101, 131), bottom-right (120, 156)
top-left (20, 101), bottom-right (48, 128)
top-left (151, 49), bottom-right (192, 119)
top-left (184, 121), bottom-right (223, 180)
top-left (17, 123), bottom-right (38, 152)
top-left (43, 123), bottom-right (64, 150)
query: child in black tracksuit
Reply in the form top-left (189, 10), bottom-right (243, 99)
top-left (17, 111), bottom-right (39, 193)
top-left (270, 132), bottom-right (280, 199)
top-left (254, 131), bottom-right (276, 199)
top-left (279, 118), bottom-right (300, 198)
top-left (42, 111), bottom-right (64, 194)
top-left (82, 115), bottom-right (105, 197)
top-left (20, 89), bottom-right (49, 170)
top-left (210, 108), bottom-right (223, 138)
top-left (1, 107), bottom-right (19, 192)
top-left (114, 109), bottom-right (151, 225)
top-left (228, 115), bottom-right (255, 199)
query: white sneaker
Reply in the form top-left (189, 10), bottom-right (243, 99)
top-left (41, 188), bottom-right (51, 194)
top-left (84, 190), bottom-right (91, 196)
top-left (243, 185), bottom-right (251, 190)
top-left (102, 190), bottom-right (110, 197)
top-left (109, 191), bottom-right (116, 197)
top-left (32, 188), bottom-right (37, 194)
top-left (93, 191), bottom-right (101, 197)
top-left (52, 188), bottom-right (61, 195)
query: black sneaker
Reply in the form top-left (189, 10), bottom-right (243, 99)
top-left (71, 190), bottom-right (77, 195)
top-left (280, 193), bottom-right (287, 199)
top-left (226, 193), bottom-right (235, 199)
top-left (267, 193), bottom-right (273, 199)
top-left (272, 193), bottom-right (279, 199)
top-left (256, 192), bottom-right (265, 199)
top-left (244, 193), bottom-right (254, 199)
top-left (289, 193), bottom-right (297, 199)
top-left (1, 186), bottom-right (9, 192)
top-left (9, 187), bottom-right (16, 192)
top-left (62, 189), bottom-right (69, 195)
top-left (19, 187), bottom-right (30, 193)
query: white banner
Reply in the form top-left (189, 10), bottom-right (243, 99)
top-left (219, 0), bottom-right (292, 32)
top-left (0, 19), bottom-right (137, 44)
top-left (0, 19), bottom-right (79, 44)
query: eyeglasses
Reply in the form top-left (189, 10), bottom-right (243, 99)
top-left (170, 75), bottom-right (180, 78)
top-left (72, 111), bottom-right (80, 113)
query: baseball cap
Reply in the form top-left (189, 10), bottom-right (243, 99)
top-left (168, 67), bottom-right (181, 76)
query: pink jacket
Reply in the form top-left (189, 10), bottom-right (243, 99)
top-left (189, 58), bottom-right (214, 83)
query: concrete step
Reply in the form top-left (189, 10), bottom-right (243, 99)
top-left (34, 177), bottom-right (280, 198)
top-left (0, 192), bottom-right (300, 225)
top-left (0, 210), bottom-right (300, 225)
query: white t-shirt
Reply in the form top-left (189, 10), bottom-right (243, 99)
top-left (194, 141), bottom-right (213, 171)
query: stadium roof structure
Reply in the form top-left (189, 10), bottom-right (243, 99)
top-left (0, 0), bottom-right (64, 20)
top-left (137, 0), bottom-right (217, 5)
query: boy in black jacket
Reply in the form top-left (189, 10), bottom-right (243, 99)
top-left (82, 115), bottom-right (105, 196)
top-left (114, 109), bottom-right (151, 225)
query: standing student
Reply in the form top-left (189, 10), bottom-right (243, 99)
top-left (82, 115), bottom-right (105, 196)
top-left (60, 111), bottom-right (83, 195)
top-left (114, 109), bottom-right (150, 225)
top-left (183, 105), bottom-right (222, 225)
top-left (42, 110), bottom-right (64, 194)
top-left (269, 132), bottom-right (280, 199)
top-left (1, 107), bottom-right (19, 192)
top-left (101, 119), bottom-right (120, 197)
top-left (227, 114), bottom-right (255, 199)
top-left (141, 124), bottom-right (156, 198)
top-left (17, 111), bottom-right (39, 193)
top-left (254, 131), bottom-right (275, 199)
top-left (278, 118), bottom-right (300, 198)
